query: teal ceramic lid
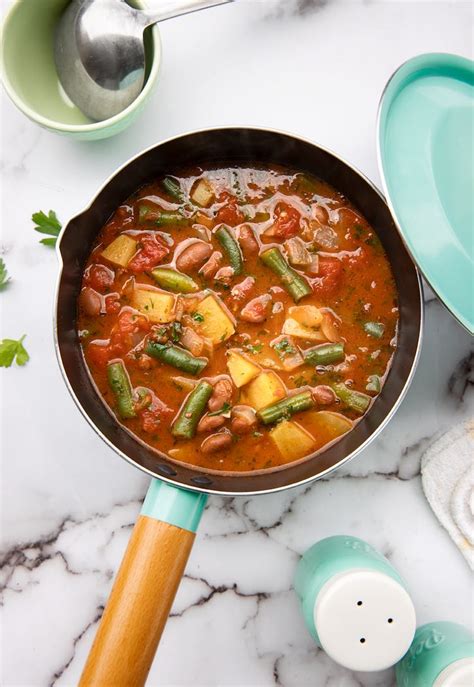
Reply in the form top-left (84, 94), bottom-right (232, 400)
top-left (378, 53), bottom-right (474, 334)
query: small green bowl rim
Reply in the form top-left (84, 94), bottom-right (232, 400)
top-left (0, 0), bottom-right (161, 134)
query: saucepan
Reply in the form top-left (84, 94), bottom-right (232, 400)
top-left (54, 127), bottom-right (423, 685)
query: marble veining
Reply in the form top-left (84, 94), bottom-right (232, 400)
top-left (1, 0), bottom-right (473, 685)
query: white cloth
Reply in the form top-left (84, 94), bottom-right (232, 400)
top-left (421, 420), bottom-right (474, 570)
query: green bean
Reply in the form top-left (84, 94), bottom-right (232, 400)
top-left (154, 211), bottom-right (189, 227)
top-left (366, 375), bottom-right (381, 393)
top-left (161, 176), bottom-right (185, 203)
top-left (304, 342), bottom-right (345, 366)
top-left (146, 341), bottom-right (207, 376)
top-left (364, 321), bottom-right (385, 338)
top-left (216, 226), bottom-right (243, 275)
top-left (260, 247), bottom-right (312, 303)
top-left (138, 204), bottom-right (154, 223)
top-left (257, 390), bottom-right (314, 425)
top-left (138, 204), bottom-right (188, 226)
top-left (107, 361), bottom-right (136, 419)
top-left (333, 383), bottom-right (371, 414)
top-left (151, 268), bottom-right (198, 293)
top-left (172, 381), bottom-right (213, 439)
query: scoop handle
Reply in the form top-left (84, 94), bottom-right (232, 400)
top-left (79, 480), bottom-right (207, 687)
top-left (139, 0), bottom-right (233, 27)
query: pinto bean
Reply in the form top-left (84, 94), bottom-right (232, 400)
top-left (80, 287), bottom-right (102, 316)
top-left (199, 251), bottom-right (223, 280)
top-left (214, 266), bottom-right (234, 284)
top-left (314, 226), bottom-right (339, 250)
top-left (181, 326), bottom-right (205, 357)
top-left (313, 204), bottom-right (329, 225)
top-left (311, 385), bottom-right (337, 405)
top-left (238, 225), bottom-right (259, 255)
top-left (231, 276), bottom-right (255, 302)
top-left (240, 294), bottom-right (272, 323)
top-left (197, 414), bottom-right (226, 434)
top-left (176, 240), bottom-right (212, 273)
top-left (200, 430), bottom-right (233, 454)
top-left (137, 354), bottom-right (155, 371)
top-left (208, 379), bottom-right (233, 412)
top-left (230, 405), bottom-right (257, 435)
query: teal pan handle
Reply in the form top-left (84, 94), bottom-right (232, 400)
top-left (79, 479), bottom-right (208, 686)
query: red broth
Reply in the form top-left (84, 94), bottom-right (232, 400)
top-left (77, 166), bottom-right (398, 472)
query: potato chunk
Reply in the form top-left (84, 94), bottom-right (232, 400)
top-left (102, 235), bottom-right (137, 267)
top-left (132, 288), bottom-right (175, 323)
top-left (305, 411), bottom-right (352, 440)
top-left (191, 179), bottom-right (215, 208)
top-left (241, 371), bottom-right (286, 410)
top-left (227, 350), bottom-right (261, 388)
top-left (289, 305), bottom-right (323, 328)
top-left (282, 317), bottom-right (325, 342)
top-left (270, 420), bottom-right (315, 461)
top-left (193, 295), bottom-right (235, 344)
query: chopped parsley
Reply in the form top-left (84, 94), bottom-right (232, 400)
top-left (273, 337), bottom-right (295, 357)
top-left (293, 375), bottom-right (307, 388)
top-left (352, 223), bottom-right (364, 239)
top-left (245, 343), bottom-right (263, 355)
top-left (171, 321), bottom-right (182, 343)
top-left (208, 402), bottom-right (232, 417)
top-left (0, 258), bottom-right (9, 290)
top-left (192, 312), bottom-right (204, 323)
top-left (32, 210), bottom-right (62, 247)
top-left (0, 335), bottom-right (29, 367)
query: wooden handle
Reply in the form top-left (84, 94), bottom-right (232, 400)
top-left (79, 514), bottom-right (195, 687)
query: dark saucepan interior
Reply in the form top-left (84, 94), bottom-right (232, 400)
top-left (56, 128), bottom-right (422, 494)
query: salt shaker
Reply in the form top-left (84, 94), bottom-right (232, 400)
top-left (295, 535), bottom-right (417, 671)
top-left (396, 622), bottom-right (474, 686)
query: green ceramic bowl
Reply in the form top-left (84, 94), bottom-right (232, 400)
top-left (0, 0), bottom-right (161, 140)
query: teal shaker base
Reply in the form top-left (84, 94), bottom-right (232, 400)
top-left (141, 479), bottom-right (207, 532)
top-left (295, 536), bottom-right (416, 671)
top-left (295, 535), bottom-right (409, 644)
top-left (395, 622), bottom-right (474, 687)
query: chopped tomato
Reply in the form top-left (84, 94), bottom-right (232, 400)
top-left (215, 192), bottom-right (245, 226)
top-left (84, 264), bottom-right (115, 292)
top-left (109, 310), bottom-right (151, 353)
top-left (312, 258), bottom-right (343, 296)
top-left (87, 341), bottom-right (113, 367)
top-left (240, 294), bottom-right (272, 323)
top-left (127, 234), bottom-right (170, 273)
top-left (271, 202), bottom-right (301, 239)
top-left (104, 293), bottom-right (121, 315)
top-left (140, 403), bottom-right (172, 434)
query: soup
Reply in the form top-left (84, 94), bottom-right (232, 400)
top-left (77, 166), bottom-right (398, 472)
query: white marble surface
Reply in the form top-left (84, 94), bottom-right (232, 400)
top-left (1, 0), bottom-right (473, 685)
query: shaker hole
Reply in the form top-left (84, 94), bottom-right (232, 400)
top-left (388, 618), bottom-right (393, 623)
top-left (357, 601), bottom-right (363, 606)
top-left (360, 638), bottom-right (366, 644)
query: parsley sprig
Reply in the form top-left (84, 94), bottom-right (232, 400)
top-left (0, 258), bottom-right (9, 290)
top-left (32, 210), bottom-right (62, 247)
top-left (0, 335), bottom-right (29, 368)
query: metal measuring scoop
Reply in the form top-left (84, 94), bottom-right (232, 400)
top-left (54, 0), bottom-right (233, 121)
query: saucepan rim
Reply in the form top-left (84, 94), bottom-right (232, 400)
top-left (54, 125), bottom-right (424, 496)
